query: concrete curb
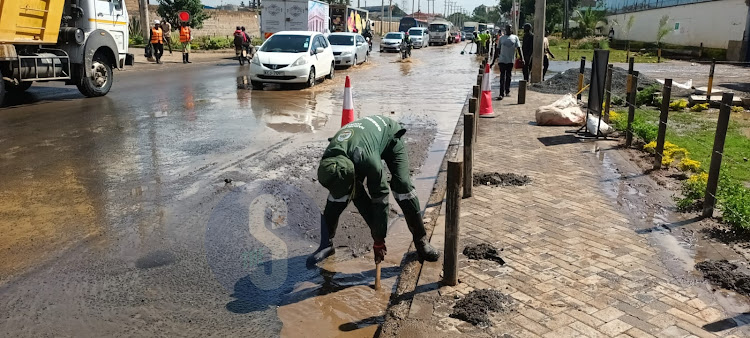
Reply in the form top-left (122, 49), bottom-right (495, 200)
top-left (378, 94), bottom-right (469, 337)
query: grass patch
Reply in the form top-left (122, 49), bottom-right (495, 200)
top-left (611, 106), bottom-right (750, 230)
top-left (549, 39), bottom-right (665, 63)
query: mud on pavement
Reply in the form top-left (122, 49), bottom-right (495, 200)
top-left (696, 260), bottom-right (750, 297)
top-left (450, 289), bottom-right (515, 327)
top-left (463, 243), bottom-right (505, 265)
top-left (473, 172), bottom-right (531, 187)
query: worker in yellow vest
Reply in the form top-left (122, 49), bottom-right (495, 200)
top-left (149, 20), bottom-right (164, 64)
top-left (179, 22), bottom-right (192, 64)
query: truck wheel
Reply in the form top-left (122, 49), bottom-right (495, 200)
top-left (5, 81), bottom-right (32, 92)
top-left (76, 54), bottom-right (113, 97)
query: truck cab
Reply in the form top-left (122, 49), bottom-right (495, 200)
top-left (0, 0), bottom-right (133, 103)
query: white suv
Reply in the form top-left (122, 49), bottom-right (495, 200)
top-left (249, 31), bottom-right (335, 89)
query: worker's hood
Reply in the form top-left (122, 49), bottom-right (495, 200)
top-left (254, 51), bottom-right (308, 65)
top-left (318, 153), bottom-right (355, 199)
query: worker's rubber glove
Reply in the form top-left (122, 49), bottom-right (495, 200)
top-left (373, 239), bottom-right (387, 264)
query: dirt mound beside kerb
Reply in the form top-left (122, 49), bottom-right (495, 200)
top-left (529, 67), bottom-right (660, 97)
top-left (463, 243), bottom-right (505, 265)
top-left (450, 289), bottom-right (514, 326)
top-left (695, 260), bottom-right (750, 297)
top-left (473, 172), bottom-right (531, 187)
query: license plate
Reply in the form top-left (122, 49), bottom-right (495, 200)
top-left (263, 70), bottom-right (284, 76)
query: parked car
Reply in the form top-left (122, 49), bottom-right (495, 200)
top-left (380, 32), bottom-right (405, 52)
top-left (249, 31), bottom-right (335, 89)
top-left (328, 32), bottom-right (369, 67)
top-left (460, 32), bottom-right (467, 41)
top-left (452, 31), bottom-right (461, 43)
top-left (407, 27), bottom-right (429, 49)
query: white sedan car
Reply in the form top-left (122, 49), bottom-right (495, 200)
top-left (328, 33), bottom-right (369, 68)
top-left (380, 32), bottom-right (405, 53)
top-left (249, 31), bottom-right (335, 89)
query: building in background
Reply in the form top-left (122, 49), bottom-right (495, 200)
top-left (603, 0), bottom-right (750, 61)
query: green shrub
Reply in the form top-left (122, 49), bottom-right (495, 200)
top-left (611, 95), bottom-right (624, 106)
top-left (718, 175), bottom-right (750, 230)
top-left (636, 84), bottom-right (659, 106)
top-left (609, 110), bottom-right (658, 143)
top-left (599, 39), bottom-right (609, 50)
top-left (653, 96), bottom-right (662, 108)
top-left (676, 173), bottom-right (707, 211)
top-left (547, 36), bottom-right (561, 46)
top-left (190, 36), bottom-right (233, 50)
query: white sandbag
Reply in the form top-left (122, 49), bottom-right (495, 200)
top-left (586, 114), bottom-right (614, 136)
top-left (535, 94), bottom-right (585, 126)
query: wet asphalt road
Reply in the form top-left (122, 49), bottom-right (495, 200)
top-left (0, 43), bottom-right (481, 336)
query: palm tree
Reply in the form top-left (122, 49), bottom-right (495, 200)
top-left (656, 15), bottom-right (671, 47)
top-left (574, 7), bottom-right (608, 37)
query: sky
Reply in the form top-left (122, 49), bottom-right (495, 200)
top-left (199, 0), bottom-right (498, 16)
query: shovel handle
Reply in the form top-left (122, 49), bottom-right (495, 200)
top-left (375, 262), bottom-right (381, 290)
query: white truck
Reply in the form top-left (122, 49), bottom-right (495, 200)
top-left (260, 0), bottom-right (330, 39)
top-left (428, 20), bottom-right (453, 46)
top-left (0, 0), bottom-right (133, 103)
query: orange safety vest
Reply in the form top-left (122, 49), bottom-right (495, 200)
top-left (179, 26), bottom-right (191, 43)
top-left (150, 27), bottom-right (163, 44)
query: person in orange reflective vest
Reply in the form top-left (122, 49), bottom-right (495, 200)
top-left (149, 20), bottom-right (164, 64)
top-left (179, 22), bottom-right (192, 64)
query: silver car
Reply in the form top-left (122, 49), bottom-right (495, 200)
top-left (380, 32), bottom-right (404, 52)
top-left (328, 33), bottom-right (369, 67)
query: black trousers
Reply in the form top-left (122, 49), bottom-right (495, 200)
top-left (153, 43), bottom-right (164, 61)
top-left (543, 55), bottom-right (550, 80)
top-left (522, 57), bottom-right (532, 81)
top-left (499, 63), bottom-right (513, 96)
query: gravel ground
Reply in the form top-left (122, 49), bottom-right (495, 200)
top-left (530, 66), bottom-right (660, 98)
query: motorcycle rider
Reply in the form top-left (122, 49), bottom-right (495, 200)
top-left (401, 32), bottom-right (411, 57)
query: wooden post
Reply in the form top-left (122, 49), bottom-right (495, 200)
top-left (567, 41), bottom-right (570, 61)
top-left (653, 79), bottom-right (672, 170)
top-left (518, 80), bottom-right (527, 104)
top-left (603, 64), bottom-right (613, 123)
top-left (463, 112), bottom-right (475, 198)
top-left (472, 85), bottom-right (480, 99)
top-left (443, 160), bottom-right (463, 286)
top-left (657, 48), bottom-right (662, 63)
top-left (626, 41), bottom-right (630, 63)
top-left (477, 74), bottom-right (482, 86)
top-left (707, 59), bottom-right (716, 105)
top-left (577, 57), bottom-right (586, 101)
top-left (703, 93), bottom-right (734, 218)
top-left (625, 71), bottom-right (639, 147)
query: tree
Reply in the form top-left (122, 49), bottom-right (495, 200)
top-left (574, 7), bottom-right (607, 37)
top-left (157, 0), bottom-right (211, 29)
top-left (240, 1), bottom-right (245, 7)
top-left (656, 15), bottom-right (670, 46)
top-left (499, 0), bottom-right (579, 34)
top-left (471, 4), bottom-right (501, 24)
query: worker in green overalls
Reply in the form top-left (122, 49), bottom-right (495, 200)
top-left (308, 115), bottom-right (440, 267)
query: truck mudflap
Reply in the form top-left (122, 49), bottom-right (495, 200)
top-left (82, 30), bottom-right (119, 76)
top-left (125, 53), bottom-right (134, 66)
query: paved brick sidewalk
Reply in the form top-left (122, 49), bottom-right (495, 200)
top-left (394, 90), bottom-right (750, 337)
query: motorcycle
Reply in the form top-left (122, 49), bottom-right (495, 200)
top-left (400, 40), bottom-right (412, 59)
top-left (237, 45), bottom-right (255, 65)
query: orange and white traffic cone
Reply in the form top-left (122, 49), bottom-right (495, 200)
top-left (341, 76), bottom-right (355, 127)
top-left (479, 63), bottom-right (496, 118)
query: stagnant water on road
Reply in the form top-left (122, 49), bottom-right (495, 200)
top-left (0, 43), bottom-right (481, 336)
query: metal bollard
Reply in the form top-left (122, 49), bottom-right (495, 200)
top-left (518, 80), bottom-right (527, 104)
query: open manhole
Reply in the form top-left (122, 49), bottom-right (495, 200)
top-left (473, 172), bottom-right (531, 187)
top-left (450, 289), bottom-right (514, 326)
top-left (463, 243), bottom-right (505, 265)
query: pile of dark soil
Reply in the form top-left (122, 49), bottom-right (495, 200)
top-left (473, 172), bottom-right (531, 187)
top-left (529, 67), bottom-right (659, 98)
top-left (450, 289), bottom-right (514, 326)
top-left (695, 260), bottom-right (750, 296)
top-left (463, 243), bottom-right (505, 265)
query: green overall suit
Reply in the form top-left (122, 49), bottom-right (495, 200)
top-left (310, 115), bottom-right (439, 266)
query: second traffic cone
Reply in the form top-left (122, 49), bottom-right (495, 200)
top-left (479, 63), bottom-right (496, 118)
top-left (341, 76), bottom-right (354, 126)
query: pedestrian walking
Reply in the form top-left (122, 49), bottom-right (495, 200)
top-left (162, 20), bottom-right (173, 55)
top-left (308, 115), bottom-right (441, 268)
top-left (149, 20), bottom-right (164, 64)
top-left (543, 31), bottom-right (555, 81)
top-left (179, 22), bottom-right (192, 64)
top-left (521, 23), bottom-right (533, 81)
top-left (492, 24), bottom-right (523, 100)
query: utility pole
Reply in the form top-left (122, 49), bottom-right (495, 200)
top-left (564, 0), bottom-right (569, 39)
top-left (412, 0), bottom-right (415, 14)
top-left (138, 0), bottom-right (149, 40)
top-left (389, 0), bottom-right (393, 30)
top-left (531, 0), bottom-right (545, 83)
top-left (381, 0), bottom-right (385, 33)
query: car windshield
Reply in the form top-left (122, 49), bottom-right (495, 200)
top-left (327, 35), bottom-right (354, 46)
top-left (260, 35), bottom-right (310, 53)
top-left (429, 24), bottom-right (447, 32)
top-left (408, 29), bottom-right (422, 36)
top-left (384, 33), bottom-right (402, 39)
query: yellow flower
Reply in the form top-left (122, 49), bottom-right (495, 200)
top-left (688, 172), bottom-right (708, 184)
top-left (678, 158), bottom-right (701, 172)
